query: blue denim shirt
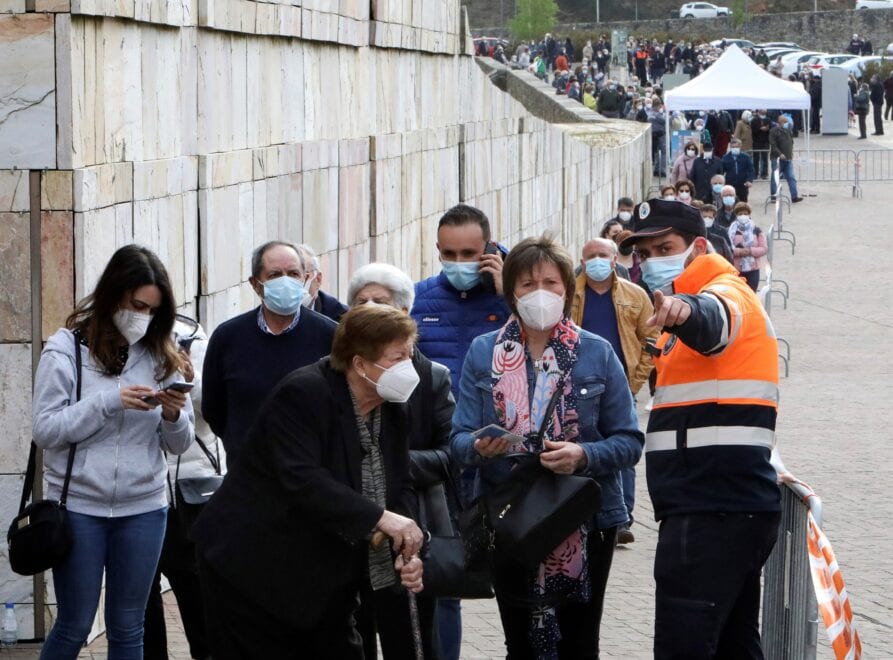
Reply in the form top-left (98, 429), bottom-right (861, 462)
top-left (450, 328), bottom-right (644, 530)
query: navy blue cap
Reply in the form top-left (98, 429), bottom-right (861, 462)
top-left (618, 198), bottom-right (707, 250)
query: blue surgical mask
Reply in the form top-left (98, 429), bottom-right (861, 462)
top-left (262, 276), bottom-right (306, 316)
top-left (712, 184), bottom-right (723, 193)
top-left (441, 261), bottom-right (481, 291)
top-left (723, 195), bottom-right (736, 207)
top-left (641, 242), bottom-right (696, 293)
top-left (585, 257), bottom-right (614, 282)
top-left (730, 147), bottom-right (741, 155)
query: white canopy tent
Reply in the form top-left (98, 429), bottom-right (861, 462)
top-left (661, 44), bottom-right (811, 174)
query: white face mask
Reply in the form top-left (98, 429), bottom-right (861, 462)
top-left (113, 309), bottom-right (151, 345)
top-left (702, 216), bottom-right (715, 228)
top-left (515, 289), bottom-right (565, 332)
top-left (678, 191), bottom-right (691, 201)
top-left (363, 359), bottom-right (419, 403)
top-left (618, 210), bottom-right (633, 223)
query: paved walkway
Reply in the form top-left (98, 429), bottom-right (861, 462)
top-left (6, 130), bottom-right (892, 659)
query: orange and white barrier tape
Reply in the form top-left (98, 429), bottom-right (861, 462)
top-left (806, 510), bottom-right (862, 660)
top-left (773, 460), bottom-right (862, 660)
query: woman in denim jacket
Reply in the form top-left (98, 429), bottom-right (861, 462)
top-left (450, 234), bottom-right (643, 659)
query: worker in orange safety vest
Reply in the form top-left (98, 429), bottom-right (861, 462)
top-left (620, 198), bottom-right (781, 659)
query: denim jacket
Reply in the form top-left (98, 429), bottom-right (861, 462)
top-left (450, 327), bottom-right (644, 530)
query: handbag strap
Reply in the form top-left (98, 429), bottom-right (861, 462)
top-left (529, 379), bottom-right (565, 447)
top-left (175, 435), bottom-right (221, 482)
top-left (20, 332), bottom-right (81, 513)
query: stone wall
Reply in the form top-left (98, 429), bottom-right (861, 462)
top-left (472, 9), bottom-right (893, 55)
top-left (0, 0), bottom-right (650, 634)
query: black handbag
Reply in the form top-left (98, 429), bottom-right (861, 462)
top-left (422, 453), bottom-right (494, 600)
top-left (172, 436), bottom-right (223, 539)
top-left (7, 332), bottom-right (82, 576)
top-left (482, 383), bottom-right (602, 569)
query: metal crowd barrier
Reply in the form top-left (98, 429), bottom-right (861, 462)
top-left (761, 470), bottom-right (822, 660)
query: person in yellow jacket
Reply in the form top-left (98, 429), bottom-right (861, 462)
top-left (619, 198), bottom-right (781, 659)
top-left (570, 237), bottom-right (657, 544)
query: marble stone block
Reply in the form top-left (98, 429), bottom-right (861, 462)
top-left (338, 139), bottom-right (369, 168)
top-left (41, 170), bottom-right (74, 211)
top-left (41, 211), bottom-right (75, 340)
top-left (198, 150), bottom-right (253, 189)
top-left (73, 162), bottom-right (133, 212)
top-left (370, 133), bottom-right (401, 161)
top-left (0, 171), bottom-right (28, 213)
top-left (0, 14), bottom-right (56, 169)
top-left (0, 477), bottom-right (35, 640)
top-left (370, 157), bottom-right (400, 236)
top-left (198, 285), bottom-right (242, 335)
top-left (0, 0), bottom-right (26, 13)
top-left (133, 157), bottom-right (196, 201)
top-left (182, 190), bottom-right (198, 302)
top-left (301, 168), bottom-right (337, 253)
top-left (337, 163), bottom-right (369, 247)
top-left (73, 203), bottom-right (134, 299)
top-left (198, 184), bottom-right (242, 294)
top-left (0, 212), bottom-right (30, 342)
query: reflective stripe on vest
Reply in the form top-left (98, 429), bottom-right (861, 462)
top-left (653, 378), bottom-right (779, 408)
top-left (645, 425), bottom-right (775, 453)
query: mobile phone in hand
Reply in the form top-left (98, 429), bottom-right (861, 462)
top-left (164, 381), bottom-right (195, 394)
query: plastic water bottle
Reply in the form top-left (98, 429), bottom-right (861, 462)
top-left (1, 602), bottom-right (17, 648)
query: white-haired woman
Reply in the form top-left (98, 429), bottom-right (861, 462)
top-left (347, 263), bottom-right (457, 660)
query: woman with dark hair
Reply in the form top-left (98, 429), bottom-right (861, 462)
top-left (599, 218), bottom-right (623, 241)
top-left (674, 177), bottom-right (695, 205)
top-left (33, 244), bottom-right (194, 660)
top-left (192, 304), bottom-right (424, 659)
top-left (451, 234), bottom-right (643, 658)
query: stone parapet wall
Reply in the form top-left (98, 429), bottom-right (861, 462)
top-left (0, 0), bottom-right (649, 632)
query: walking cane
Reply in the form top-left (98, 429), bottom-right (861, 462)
top-left (372, 530), bottom-right (424, 660)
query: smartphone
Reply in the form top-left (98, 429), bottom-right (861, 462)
top-left (165, 382), bottom-right (195, 393)
top-left (481, 241), bottom-right (501, 293)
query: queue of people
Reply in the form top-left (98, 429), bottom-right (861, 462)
top-left (31, 188), bottom-right (783, 658)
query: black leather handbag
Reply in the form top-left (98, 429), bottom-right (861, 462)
top-left (422, 455), bottom-right (494, 600)
top-left (479, 384), bottom-right (602, 569)
top-left (7, 332), bottom-right (81, 576)
top-left (173, 436), bottom-right (223, 539)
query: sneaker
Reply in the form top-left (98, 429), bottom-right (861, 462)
top-left (792, 197), bottom-right (804, 203)
top-left (616, 526), bottom-right (635, 544)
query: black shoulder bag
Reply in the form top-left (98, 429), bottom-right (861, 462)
top-left (467, 383), bottom-right (602, 570)
top-left (173, 437), bottom-right (223, 539)
top-left (7, 332), bottom-right (81, 576)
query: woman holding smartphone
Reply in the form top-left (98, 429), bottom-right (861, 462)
top-left (32, 244), bottom-right (194, 660)
top-left (450, 235), bottom-right (643, 658)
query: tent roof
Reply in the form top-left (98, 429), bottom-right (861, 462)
top-left (664, 44), bottom-right (811, 111)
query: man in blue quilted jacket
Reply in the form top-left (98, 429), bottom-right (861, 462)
top-left (410, 203), bottom-right (510, 660)
top-left (411, 204), bottom-right (511, 402)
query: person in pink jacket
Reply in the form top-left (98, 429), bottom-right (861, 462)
top-left (727, 202), bottom-right (768, 291)
top-left (671, 140), bottom-right (699, 183)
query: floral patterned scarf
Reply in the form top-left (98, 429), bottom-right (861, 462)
top-left (491, 314), bottom-right (590, 657)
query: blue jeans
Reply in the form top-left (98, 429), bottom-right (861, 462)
top-left (41, 508), bottom-right (167, 660)
top-left (621, 465), bottom-right (636, 525)
top-left (436, 598), bottom-right (462, 660)
top-left (770, 158), bottom-right (799, 199)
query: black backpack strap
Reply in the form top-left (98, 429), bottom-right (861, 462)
top-left (58, 332), bottom-right (82, 506)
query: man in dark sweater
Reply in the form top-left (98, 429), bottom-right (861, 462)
top-left (202, 241), bottom-right (337, 467)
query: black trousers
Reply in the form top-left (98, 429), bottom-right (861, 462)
top-left (753, 150), bottom-right (768, 178)
top-left (885, 97), bottom-right (893, 120)
top-left (732, 183), bottom-right (749, 203)
top-left (493, 527), bottom-right (617, 660)
top-left (197, 557), bottom-right (364, 660)
top-left (873, 103), bottom-right (884, 134)
top-left (356, 582), bottom-right (438, 660)
top-left (144, 509), bottom-right (211, 660)
top-left (653, 512), bottom-right (780, 660)
top-left (858, 112), bottom-right (868, 138)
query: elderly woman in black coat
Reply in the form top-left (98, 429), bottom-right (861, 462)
top-left (193, 304), bottom-right (424, 659)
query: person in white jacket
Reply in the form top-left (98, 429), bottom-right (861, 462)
top-left (144, 317), bottom-right (226, 660)
top-left (33, 245), bottom-right (194, 660)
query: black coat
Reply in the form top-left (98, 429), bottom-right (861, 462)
top-left (192, 358), bottom-right (415, 628)
top-left (691, 156), bottom-right (725, 203)
top-left (312, 289), bottom-right (349, 322)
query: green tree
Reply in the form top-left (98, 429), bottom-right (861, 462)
top-left (509, 0), bottom-right (559, 42)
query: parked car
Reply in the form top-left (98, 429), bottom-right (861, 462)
top-left (679, 2), bottom-right (731, 18)
top-left (756, 42), bottom-right (803, 50)
top-left (830, 56), bottom-right (887, 78)
top-left (803, 53), bottom-right (860, 73)
top-left (780, 51), bottom-right (826, 77)
top-left (856, 0), bottom-right (893, 9)
top-left (710, 38), bottom-right (755, 49)
top-left (764, 48), bottom-right (803, 61)
top-left (887, 42), bottom-right (893, 55)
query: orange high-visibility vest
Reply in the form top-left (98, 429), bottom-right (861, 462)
top-left (645, 254), bottom-right (781, 519)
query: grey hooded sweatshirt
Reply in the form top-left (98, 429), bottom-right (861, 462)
top-left (32, 328), bottom-right (194, 518)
